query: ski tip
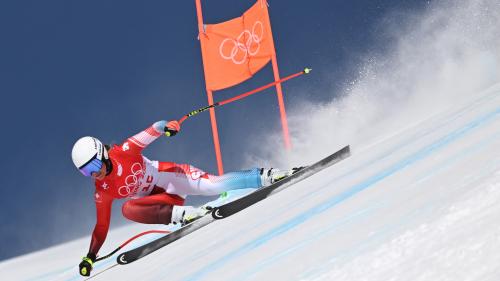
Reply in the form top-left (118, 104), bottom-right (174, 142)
top-left (343, 144), bottom-right (351, 153)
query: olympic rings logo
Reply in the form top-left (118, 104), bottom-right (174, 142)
top-left (118, 162), bottom-right (145, 197)
top-left (219, 21), bottom-right (265, 65)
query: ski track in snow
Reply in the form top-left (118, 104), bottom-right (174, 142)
top-left (250, 137), bottom-right (500, 281)
top-left (307, 171), bottom-right (500, 281)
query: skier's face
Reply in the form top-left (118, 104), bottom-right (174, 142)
top-left (91, 161), bottom-right (107, 180)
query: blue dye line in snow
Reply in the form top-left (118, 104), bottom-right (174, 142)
top-left (298, 204), bottom-right (437, 280)
top-left (414, 129), bottom-right (500, 184)
top-left (236, 206), bottom-right (379, 281)
top-left (301, 156), bottom-right (500, 279)
top-left (185, 107), bottom-right (499, 281)
top-left (300, 156), bottom-right (500, 280)
top-left (243, 131), bottom-right (500, 281)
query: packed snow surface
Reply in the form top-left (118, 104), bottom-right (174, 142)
top-left (3, 0), bottom-right (500, 279)
top-left (1, 83), bottom-right (500, 281)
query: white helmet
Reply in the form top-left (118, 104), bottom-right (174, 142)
top-left (72, 136), bottom-right (109, 171)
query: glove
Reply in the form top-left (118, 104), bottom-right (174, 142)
top-left (164, 120), bottom-right (181, 137)
top-left (79, 253), bottom-right (96, 276)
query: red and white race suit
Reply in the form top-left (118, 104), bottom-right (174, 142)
top-left (87, 122), bottom-right (262, 257)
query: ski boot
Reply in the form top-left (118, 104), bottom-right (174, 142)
top-left (260, 167), bottom-right (305, 187)
top-left (171, 206), bottom-right (211, 226)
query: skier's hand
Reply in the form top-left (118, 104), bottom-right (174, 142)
top-left (78, 254), bottom-right (95, 276)
top-left (164, 120), bottom-right (180, 137)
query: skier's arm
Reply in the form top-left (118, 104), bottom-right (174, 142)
top-left (88, 190), bottom-right (113, 258)
top-left (124, 120), bottom-right (180, 152)
top-left (79, 190), bottom-right (113, 276)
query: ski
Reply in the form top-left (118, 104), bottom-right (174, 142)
top-left (116, 215), bottom-right (215, 264)
top-left (116, 145), bottom-right (350, 264)
top-left (211, 145), bottom-right (351, 219)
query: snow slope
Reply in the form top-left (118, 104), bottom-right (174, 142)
top-left (1, 82), bottom-right (499, 280)
top-left (2, 0), bottom-right (500, 278)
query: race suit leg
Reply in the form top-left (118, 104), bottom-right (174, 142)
top-left (121, 187), bottom-right (185, 224)
top-left (155, 162), bottom-right (262, 197)
top-left (122, 162), bottom-right (261, 224)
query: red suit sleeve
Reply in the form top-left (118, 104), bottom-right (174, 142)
top-left (88, 189), bottom-right (113, 257)
top-left (121, 123), bottom-right (163, 154)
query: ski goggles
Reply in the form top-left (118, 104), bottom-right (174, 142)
top-left (79, 157), bottom-right (103, 177)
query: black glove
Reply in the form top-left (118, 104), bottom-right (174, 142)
top-left (79, 253), bottom-right (96, 276)
top-left (164, 127), bottom-right (178, 137)
top-left (164, 120), bottom-right (180, 137)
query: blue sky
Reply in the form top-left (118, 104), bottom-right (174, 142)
top-left (0, 0), bottom-right (429, 260)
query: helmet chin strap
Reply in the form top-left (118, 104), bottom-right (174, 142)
top-left (102, 144), bottom-right (113, 176)
top-left (104, 158), bottom-right (113, 176)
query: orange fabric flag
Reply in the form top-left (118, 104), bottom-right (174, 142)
top-left (199, 0), bottom-right (275, 91)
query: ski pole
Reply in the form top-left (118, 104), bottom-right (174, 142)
top-left (170, 67), bottom-right (311, 132)
top-left (95, 230), bottom-right (170, 262)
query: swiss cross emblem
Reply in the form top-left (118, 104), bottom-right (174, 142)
top-left (94, 193), bottom-right (102, 203)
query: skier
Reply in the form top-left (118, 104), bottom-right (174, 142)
top-left (74, 120), bottom-right (297, 276)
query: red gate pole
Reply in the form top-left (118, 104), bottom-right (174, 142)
top-left (271, 55), bottom-right (292, 150)
top-left (195, 0), bottom-right (224, 175)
